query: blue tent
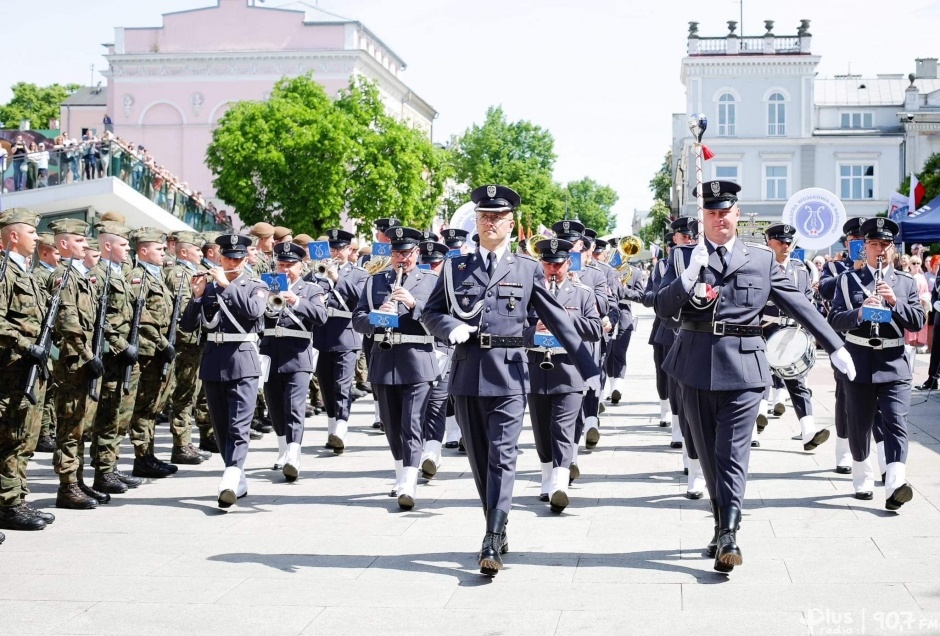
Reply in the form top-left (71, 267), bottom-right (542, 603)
top-left (899, 194), bottom-right (940, 244)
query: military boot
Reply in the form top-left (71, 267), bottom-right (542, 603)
top-left (56, 483), bottom-right (98, 510)
top-left (0, 504), bottom-right (46, 531)
top-left (198, 433), bottom-right (219, 454)
top-left (20, 502), bottom-right (55, 524)
top-left (706, 498), bottom-right (720, 558)
top-left (78, 479), bottom-right (111, 504)
top-left (114, 470), bottom-right (141, 488)
top-left (151, 454), bottom-right (178, 474)
top-left (35, 434), bottom-right (55, 453)
top-left (714, 506), bottom-right (743, 573)
top-left (171, 444), bottom-right (205, 465)
top-left (93, 471), bottom-right (129, 495)
top-left (133, 455), bottom-right (170, 479)
top-left (478, 509), bottom-right (508, 576)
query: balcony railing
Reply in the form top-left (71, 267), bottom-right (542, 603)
top-left (1, 139), bottom-right (231, 232)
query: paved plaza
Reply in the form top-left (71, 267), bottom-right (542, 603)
top-left (3, 305), bottom-right (940, 636)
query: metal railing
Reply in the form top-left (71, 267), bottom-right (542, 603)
top-left (1, 139), bottom-right (231, 232)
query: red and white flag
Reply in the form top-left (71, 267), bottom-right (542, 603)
top-left (910, 173), bottom-right (926, 212)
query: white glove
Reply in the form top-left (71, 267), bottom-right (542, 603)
top-left (934, 300), bottom-right (940, 313)
top-left (681, 241), bottom-right (709, 284)
top-left (448, 324), bottom-right (477, 344)
top-left (830, 347), bottom-right (856, 381)
top-left (584, 374), bottom-right (602, 394)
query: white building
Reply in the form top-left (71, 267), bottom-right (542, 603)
top-left (672, 19), bottom-right (940, 223)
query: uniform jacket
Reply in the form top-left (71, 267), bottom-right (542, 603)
top-left (654, 238), bottom-right (844, 391)
top-left (352, 266), bottom-right (439, 385)
top-left (524, 278), bottom-right (602, 394)
top-left (828, 265), bottom-right (925, 383)
top-left (163, 261), bottom-right (201, 347)
top-left (761, 258), bottom-right (814, 342)
top-left (128, 265), bottom-right (173, 358)
top-left (643, 258), bottom-right (668, 346)
top-left (89, 261), bottom-right (134, 356)
top-left (422, 250), bottom-right (600, 397)
top-left (259, 278), bottom-right (327, 374)
top-left (309, 262), bottom-right (368, 353)
top-left (0, 254), bottom-right (48, 370)
top-left (818, 257), bottom-right (854, 301)
top-left (48, 260), bottom-right (98, 374)
top-left (180, 273), bottom-right (268, 382)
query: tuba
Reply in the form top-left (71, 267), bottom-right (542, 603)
top-left (615, 235), bottom-right (642, 284)
top-left (524, 235), bottom-right (542, 259)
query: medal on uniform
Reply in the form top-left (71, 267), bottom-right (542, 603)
top-left (461, 297), bottom-right (470, 307)
top-left (457, 263), bottom-right (466, 270)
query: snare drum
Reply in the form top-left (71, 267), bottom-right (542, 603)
top-left (766, 326), bottom-right (816, 380)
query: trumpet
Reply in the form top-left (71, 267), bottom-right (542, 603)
top-left (378, 264), bottom-right (405, 350)
top-left (314, 259), bottom-right (335, 276)
top-left (267, 292), bottom-right (286, 312)
top-left (540, 276), bottom-right (557, 370)
top-left (869, 254), bottom-right (885, 347)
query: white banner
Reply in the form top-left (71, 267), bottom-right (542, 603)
top-left (888, 191), bottom-right (910, 221)
top-left (781, 188), bottom-right (847, 250)
top-left (448, 201), bottom-right (478, 250)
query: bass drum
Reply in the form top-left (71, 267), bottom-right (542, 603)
top-left (766, 326), bottom-right (816, 380)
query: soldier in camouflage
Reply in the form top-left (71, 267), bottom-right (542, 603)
top-left (194, 233), bottom-right (223, 453)
top-left (87, 222), bottom-right (144, 495)
top-left (32, 232), bottom-right (59, 454)
top-left (0, 208), bottom-right (56, 535)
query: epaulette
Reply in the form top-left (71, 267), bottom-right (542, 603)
top-left (745, 242), bottom-right (772, 251)
top-left (895, 270), bottom-right (914, 279)
top-left (572, 281), bottom-right (592, 292)
top-left (351, 264), bottom-right (366, 271)
top-left (789, 258), bottom-right (808, 270)
top-left (250, 277), bottom-right (263, 283)
top-left (515, 253), bottom-right (537, 263)
top-left (675, 244), bottom-right (694, 251)
top-left (585, 261), bottom-right (600, 269)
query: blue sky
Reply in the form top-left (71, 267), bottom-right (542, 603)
top-left (3, 0), bottom-right (937, 232)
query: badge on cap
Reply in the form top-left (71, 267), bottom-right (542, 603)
top-left (563, 221), bottom-right (570, 231)
top-left (396, 227), bottom-right (403, 238)
top-left (550, 239), bottom-right (558, 253)
top-left (877, 218), bottom-right (885, 229)
top-left (230, 235), bottom-right (238, 246)
top-left (783, 224), bottom-right (791, 233)
top-left (711, 181), bottom-right (721, 196)
top-left (425, 243), bottom-right (433, 253)
top-left (486, 185), bottom-right (497, 198)
top-left (331, 230), bottom-right (338, 239)
top-left (447, 229), bottom-right (455, 237)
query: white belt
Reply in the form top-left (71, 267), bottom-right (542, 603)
top-left (373, 333), bottom-right (435, 345)
top-left (262, 327), bottom-right (312, 340)
top-left (763, 315), bottom-right (795, 326)
top-left (846, 333), bottom-right (904, 350)
top-left (327, 308), bottom-right (352, 319)
top-left (527, 347), bottom-right (566, 355)
top-left (206, 332), bottom-right (259, 344)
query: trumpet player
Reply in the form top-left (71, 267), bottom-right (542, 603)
top-left (524, 239), bottom-right (602, 513)
top-left (260, 242), bottom-right (327, 482)
top-left (352, 227), bottom-right (439, 510)
top-left (829, 218), bottom-right (925, 508)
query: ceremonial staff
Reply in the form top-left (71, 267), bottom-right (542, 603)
top-left (688, 114), bottom-right (712, 305)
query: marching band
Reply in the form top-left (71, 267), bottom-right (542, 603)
top-left (0, 180), bottom-right (928, 579)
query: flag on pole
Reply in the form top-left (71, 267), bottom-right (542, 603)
top-left (889, 191), bottom-right (910, 221)
top-left (910, 173), bottom-right (926, 212)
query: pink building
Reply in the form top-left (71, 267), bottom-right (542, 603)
top-left (100, 0), bottom-right (436, 207)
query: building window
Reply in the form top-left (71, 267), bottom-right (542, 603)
top-left (713, 164), bottom-right (740, 184)
top-left (764, 165), bottom-right (788, 200)
top-left (767, 93), bottom-right (786, 136)
top-left (718, 93), bottom-right (736, 136)
top-left (839, 164), bottom-right (875, 199)
top-left (840, 112), bottom-right (874, 128)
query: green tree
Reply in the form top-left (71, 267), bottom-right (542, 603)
top-left (564, 177), bottom-right (618, 234)
top-left (0, 82), bottom-right (79, 129)
top-left (637, 151), bottom-right (674, 246)
top-left (206, 74), bottom-right (446, 236)
top-left (447, 106), bottom-right (560, 230)
top-left (899, 152), bottom-right (940, 206)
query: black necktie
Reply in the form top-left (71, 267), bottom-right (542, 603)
top-left (716, 245), bottom-right (728, 272)
top-left (487, 252), bottom-right (497, 279)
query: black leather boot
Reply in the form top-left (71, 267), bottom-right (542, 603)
top-left (706, 499), bottom-right (720, 558)
top-left (479, 509), bottom-right (508, 576)
top-left (714, 506), bottom-right (743, 573)
top-left (917, 377), bottom-right (938, 391)
top-left (0, 504), bottom-right (47, 531)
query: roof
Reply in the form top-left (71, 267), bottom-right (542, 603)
top-left (61, 86), bottom-right (107, 107)
top-left (814, 78), bottom-right (940, 106)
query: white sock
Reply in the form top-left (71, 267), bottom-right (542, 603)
top-left (421, 440), bottom-right (442, 468)
top-left (399, 466), bottom-right (419, 499)
top-left (835, 437), bottom-right (852, 468)
top-left (540, 462), bottom-right (553, 495)
top-left (586, 415), bottom-right (599, 432)
top-left (334, 419), bottom-right (348, 442)
top-left (660, 399), bottom-right (671, 422)
top-left (610, 377), bottom-right (623, 395)
top-left (876, 441), bottom-right (887, 475)
top-left (758, 399), bottom-right (768, 419)
top-left (327, 417), bottom-right (337, 436)
top-left (275, 435), bottom-right (288, 465)
top-left (885, 462), bottom-right (907, 498)
top-left (393, 459), bottom-right (404, 492)
top-left (687, 458), bottom-right (706, 494)
top-left (550, 466), bottom-right (570, 496)
top-left (285, 442), bottom-right (301, 472)
top-left (373, 401), bottom-right (381, 423)
top-left (444, 415), bottom-right (461, 444)
top-left (853, 456), bottom-right (875, 493)
top-left (800, 416), bottom-right (817, 444)
top-left (671, 414), bottom-right (682, 443)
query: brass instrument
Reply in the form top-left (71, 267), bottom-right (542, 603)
top-left (540, 276), bottom-right (558, 370)
top-left (615, 235), bottom-right (643, 284)
top-left (869, 254), bottom-right (885, 347)
top-left (378, 264), bottom-right (405, 350)
top-left (364, 254), bottom-right (392, 275)
top-left (524, 235), bottom-right (542, 259)
top-left (267, 292), bottom-right (286, 312)
top-left (314, 259), bottom-right (335, 276)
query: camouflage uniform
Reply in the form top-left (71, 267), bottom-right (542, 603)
top-left (47, 221), bottom-right (101, 494)
top-left (127, 232), bottom-right (175, 463)
top-left (87, 223), bottom-right (140, 482)
top-left (32, 237), bottom-right (58, 448)
top-left (194, 256), bottom-right (217, 448)
top-left (0, 211), bottom-right (50, 519)
top-left (164, 251), bottom-right (203, 454)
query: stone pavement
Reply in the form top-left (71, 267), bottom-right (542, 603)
top-left (4, 305), bottom-right (940, 636)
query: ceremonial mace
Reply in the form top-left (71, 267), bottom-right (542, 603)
top-left (688, 114), bottom-right (709, 304)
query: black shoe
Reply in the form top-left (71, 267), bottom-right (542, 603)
top-left (199, 435), bottom-right (220, 454)
top-left (610, 389), bottom-right (621, 404)
top-left (684, 467), bottom-right (689, 476)
top-left (854, 491), bottom-right (874, 500)
top-left (350, 387), bottom-right (367, 400)
top-left (803, 428), bottom-right (830, 451)
top-left (756, 413), bottom-right (768, 433)
top-left (78, 480), bottom-right (111, 504)
top-left (171, 444), bottom-right (205, 465)
top-left (156, 412), bottom-right (169, 425)
top-left (328, 436), bottom-right (345, 455)
top-left (357, 382), bottom-right (372, 394)
top-left (153, 456), bottom-right (178, 474)
top-left (479, 509), bottom-right (508, 576)
top-left (443, 441), bottom-right (459, 449)
top-left (585, 427), bottom-right (600, 450)
top-left (539, 493), bottom-right (549, 503)
top-left (659, 420), bottom-right (669, 427)
top-left (114, 470), bottom-right (141, 488)
top-left (916, 378), bottom-right (938, 391)
top-left (714, 506), bottom-right (743, 572)
top-left (549, 490), bottom-right (569, 514)
top-left (249, 428), bottom-right (263, 441)
top-left (457, 439), bottom-right (467, 454)
top-left (685, 490), bottom-right (703, 500)
top-left (598, 403), bottom-right (605, 415)
top-left (1, 531), bottom-right (4, 544)
top-left (569, 463), bottom-right (580, 484)
top-left (194, 446), bottom-right (211, 461)
top-left (56, 483), bottom-right (97, 510)
top-left (305, 404), bottom-right (315, 418)
top-left (0, 504), bottom-right (46, 531)
top-left (670, 441), bottom-right (683, 449)
top-left (421, 458), bottom-right (437, 480)
top-left (20, 502), bottom-right (54, 524)
top-left (258, 417), bottom-right (274, 434)
top-left (372, 421), bottom-right (382, 430)
top-left (132, 455), bottom-right (169, 479)
top-left (93, 471), bottom-right (128, 495)
top-left (773, 402), bottom-right (786, 416)
top-left (35, 435), bottom-right (55, 453)
top-left (886, 483), bottom-right (914, 511)
top-left (313, 404), bottom-right (323, 416)
top-left (751, 440), bottom-right (761, 448)
top-left (835, 466), bottom-right (853, 475)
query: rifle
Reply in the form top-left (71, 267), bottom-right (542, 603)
top-left (88, 264), bottom-right (112, 401)
top-left (162, 273), bottom-right (186, 380)
top-left (0, 240), bottom-right (11, 283)
top-left (122, 272), bottom-right (149, 394)
top-left (25, 258), bottom-right (74, 405)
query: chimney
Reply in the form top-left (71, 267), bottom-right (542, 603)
top-left (916, 57), bottom-right (938, 79)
